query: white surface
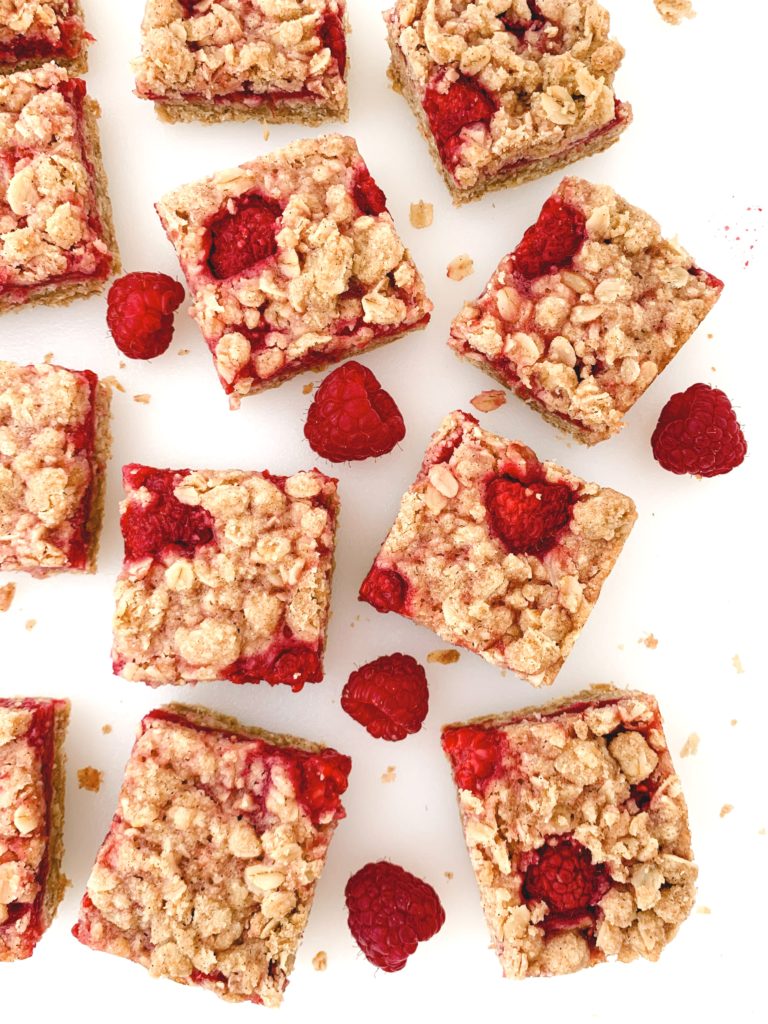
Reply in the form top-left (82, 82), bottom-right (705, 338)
top-left (1, 0), bottom-right (766, 1019)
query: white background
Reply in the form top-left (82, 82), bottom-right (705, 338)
top-left (1, 0), bottom-right (766, 1019)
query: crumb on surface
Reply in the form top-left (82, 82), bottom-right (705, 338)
top-left (427, 649), bottom-right (460, 665)
top-left (77, 766), bottom-right (103, 792)
top-left (640, 633), bottom-right (658, 649)
top-left (0, 582), bottom-right (16, 612)
top-left (133, 393), bottom-right (151, 404)
top-left (303, 382), bottom-right (315, 394)
top-left (447, 254), bottom-right (474, 281)
top-left (43, 352), bottom-right (54, 363)
top-left (444, 871), bottom-right (454, 881)
top-left (410, 201), bottom-right (434, 229)
top-left (732, 654), bottom-right (744, 674)
top-left (759, 828), bottom-right (766, 836)
top-left (730, 719), bottom-right (737, 727)
top-left (697, 905), bottom-right (711, 915)
top-left (680, 733), bottom-right (700, 758)
top-left (654, 0), bottom-right (696, 24)
top-left (177, 348), bottom-right (190, 356)
top-left (263, 127), bottom-right (270, 141)
top-left (470, 389), bottom-right (506, 413)
top-left (617, 643), bottom-right (624, 651)
top-left (119, 361), bottom-right (126, 369)
top-left (720, 804), bottom-right (734, 818)
top-left (381, 765), bottom-right (397, 784)
top-left (312, 951), bottom-right (327, 972)
top-left (25, 618), bottom-right (36, 630)
top-left (101, 724), bottom-right (112, 735)
top-left (102, 375), bottom-right (125, 393)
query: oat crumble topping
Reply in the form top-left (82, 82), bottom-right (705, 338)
top-left (471, 388), bottom-right (506, 412)
top-left (654, 0), bottom-right (695, 25)
top-left (0, 581), bottom-right (15, 610)
top-left (410, 199), bottom-right (434, 228)
top-left (0, 1), bottom-right (87, 71)
top-left (312, 949), bottom-right (328, 970)
top-left (77, 766), bottom-right (102, 792)
top-left (447, 253), bottom-right (474, 280)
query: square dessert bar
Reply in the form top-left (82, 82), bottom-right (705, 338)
top-left (0, 360), bottom-right (112, 574)
top-left (113, 464), bottom-right (339, 687)
top-left (385, 0), bottom-right (632, 203)
top-left (156, 134), bottom-right (432, 404)
top-left (0, 63), bottom-right (120, 314)
top-left (134, 0), bottom-right (349, 125)
top-left (73, 703), bottom-right (352, 1006)
top-left (442, 686), bottom-right (697, 977)
top-left (1, 697), bottom-right (70, 961)
top-left (450, 177), bottom-right (724, 443)
top-left (359, 411), bottom-right (636, 686)
top-left (0, 0), bottom-right (89, 74)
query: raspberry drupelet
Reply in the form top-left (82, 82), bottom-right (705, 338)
top-left (341, 653), bottom-right (428, 740)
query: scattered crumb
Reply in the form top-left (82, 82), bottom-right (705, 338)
top-left (61, 873), bottom-right (72, 892)
top-left (730, 719), bottom-right (737, 727)
top-left (25, 619), bottom-right (36, 631)
top-left (410, 200), bottom-right (434, 229)
top-left (719, 804), bottom-right (734, 818)
top-left (101, 724), bottom-right (112, 735)
top-left (444, 871), bottom-right (454, 881)
top-left (732, 654), bottom-right (744, 674)
top-left (654, 0), bottom-right (695, 24)
top-left (102, 375), bottom-right (125, 394)
top-left (119, 360), bottom-right (126, 369)
top-left (617, 643), bottom-right (624, 651)
top-left (707, 333), bottom-right (714, 340)
top-left (302, 382), bottom-right (315, 395)
top-left (77, 767), bottom-right (103, 793)
top-left (312, 951), bottom-right (327, 972)
top-left (680, 733), bottom-right (700, 758)
top-left (0, 582), bottom-right (16, 612)
top-left (133, 393), bottom-right (151, 404)
top-left (42, 352), bottom-right (54, 363)
top-left (263, 127), bottom-right (270, 141)
top-left (697, 906), bottom-right (711, 915)
top-left (177, 348), bottom-right (190, 356)
top-left (639, 633), bottom-right (658, 649)
top-left (381, 765), bottom-right (397, 784)
top-left (759, 828), bottom-right (766, 836)
top-left (470, 389), bottom-right (506, 413)
top-left (427, 649), bottom-right (460, 665)
top-left (447, 254), bottom-right (474, 281)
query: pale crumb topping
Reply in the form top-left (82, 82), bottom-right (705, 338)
top-left (679, 733), bottom-right (699, 758)
top-left (25, 617), bottom-right (36, 629)
top-left (312, 949), bottom-right (328, 970)
top-left (471, 388), bottom-right (506, 412)
top-left (0, 582), bottom-right (15, 611)
top-left (732, 654), bottom-right (744, 674)
top-left (444, 687), bottom-right (697, 977)
top-left (77, 766), bottom-right (102, 792)
top-left (427, 648), bottom-right (460, 664)
top-left (381, 765), bottom-right (397, 783)
top-left (450, 177), bottom-right (722, 443)
top-left (133, 393), bottom-right (151, 404)
top-left (640, 633), bottom-right (658, 649)
top-left (366, 411), bottom-right (636, 686)
top-left (156, 134), bottom-right (432, 397)
top-left (134, 0), bottom-right (347, 113)
top-left (447, 253), bottom-right (474, 280)
top-left (697, 905), bottom-right (711, 914)
top-left (0, 1), bottom-right (84, 66)
top-left (410, 199), bottom-right (434, 228)
top-left (654, 0), bottom-right (695, 25)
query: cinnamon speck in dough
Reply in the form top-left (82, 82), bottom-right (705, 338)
top-left (77, 767), bottom-right (103, 792)
top-left (312, 951), bottom-right (327, 972)
top-left (680, 733), bottom-right (699, 758)
top-left (0, 583), bottom-right (16, 612)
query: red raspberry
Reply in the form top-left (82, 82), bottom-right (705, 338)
top-left (120, 466), bottom-right (214, 560)
top-left (353, 168), bottom-right (387, 216)
top-left (207, 194), bottom-right (281, 280)
top-left (268, 647), bottom-right (323, 689)
top-left (106, 273), bottom-right (185, 359)
top-left (341, 653), bottom-right (428, 741)
top-left (359, 565), bottom-right (408, 613)
top-left (442, 726), bottom-right (504, 795)
top-left (423, 75), bottom-right (496, 162)
top-left (522, 837), bottom-right (610, 914)
top-left (304, 361), bottom-right (405, 462)
top-left (651, 383), bottom-right (747, 477)
top-left (295, 751), bottom-right (352, 825)
top-left (345, 861), bottom-right (445, 971)
top-left (485, 471), bottom-right (573, 555)
top-left (320, 12), bottom-right (347, 75)
top-left (513, 196), bottom-right (586, 280)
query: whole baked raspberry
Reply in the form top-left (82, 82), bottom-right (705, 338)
top-left (522, 837), bottom-right (611, 914)
top-left (269, 647), bottom-right (323, 689)
top-left (106, 273), bottom-right (185, 359)
top-left (304, 361), bottom-right (405, 462)
top-left (651, 383), bottom-right (747, 477)
top-left (207, 194), bottom-right (281, 279)
top-left (442, 726), bottom-right (504, 795)
top-left (120, 467), bottom-right (214, 560)
top-left (423, 75), bottom-right (496, 162)
top-left (485, 471), bottom-right (573, 555)
top-left (359, 565), bottom-right (408, 613)
top-left (320, 12), bottom-right (347, 75)
top-left (295, 751), bottom-right (352, 825)
top-left (353, 168), bottom-right (387, 216)
top-left (513, 196), bottom-right (586, 280)
top-left (341, 653), bottom-right (428, 741)
top-left (345, 861), bottom-right (445, 971)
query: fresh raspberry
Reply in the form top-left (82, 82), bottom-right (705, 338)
top-left (345, 861), bottom-right (445, 971)
top-left (120, 467), bottom-right (214, 560)
top-left (442, 726), bottom-right (504, 795)
top-left (651, 383), bottom-right (747, 477)
top-left (423, 75), bottom-right (496, 162)
top-left (359, 565), bottom-right (408, 613)
top-left (304, 361), bottom-right (405, 462)
top-left (522, 837), bottom-right (611, 914)
top-left (320, 12), bottom-right (347, 75)
top-left (268, 647), bottom-right (323, 689)
top-left (513, 196), bottom-right (586, 280)
top-left (341, 653), bottom-right (428, 741)
top-left (207, 194), bottom-right (281, 280)
top-left (353, 168), bottom-right (387, 216)
top-left (485, 471), bottom-right (573, 555)
top-left (294, 751), bottom-right (352, 825)
top-left (106, 273), bottom-right (185, 359)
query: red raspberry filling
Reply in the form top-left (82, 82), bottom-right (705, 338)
top-left (442, 726), bottom-right (505, 795)
top-left (651, 383), bottom-right (747, 478)
top-left (512, 196), bottom-right (587, 280)
top-left (423, 75), bottom-right (497, 166)
top-left (207, 194), bottom-right (282, 280)
top-left (223, 643), bottom-right (323, 691)
top-left (292, 750), bottom-right (352, 825)
top-left (359, 565), bottom-right (408, 613)
top-left (341, 653), bottom-right (428, 741)
top-left (352, 168), bottom-right (388, 216)
top-left (320, 12), bottom-right (347, 75)
top-left (522, 837), bottom-right (610, 915)
top-left (485, 469), bottom-right (574, 555)
top-left (120, 466), bottom-right (215, 561)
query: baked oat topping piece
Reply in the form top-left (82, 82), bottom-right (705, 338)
top-left (134, 0), bottom-right (349, 125)
top-left (73, 704), bottom-right (352, 1006)
top-left (450, 177), bottom-right (724, 443)
top-left (0, 696), bottom-right (70, 962)
top-left (156, 134), bottom-right (432, 403)
top-left (0, 359), bottom-right (112, 574)
top-left (359, 410), bottom-right (636, 687)
top-left (442, 686), bottom-right (697, 977)
top-left (0, 63), bottom-right (120, 314)
top-left (112, 463), bottom-right (339, 687)
top-left (384, 0), bottom-right (632, 203)
top-left (0, 0), bottom-right (88, 73)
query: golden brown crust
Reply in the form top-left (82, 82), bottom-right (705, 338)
top-left (160, 702), bottom-right (331, 755)
top-left (0, 0), bottom-right (88, 74)
top-left (85, 381), bottom-right (113, 573)
top-left (43, 700), bottom-right (70, 928)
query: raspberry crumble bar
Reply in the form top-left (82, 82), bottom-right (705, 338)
top-left (73, 703), bottom-right (352, 1006)
top-left (134, 0), bottom-right (349, 125)
top-left (442, 686), bottom-right (697, 976)
top-left (0, 63), bottom-right (120, 314)
top-left (112, 464), bottom-right (339, 687)
top-left (156, 134), bottom-right (431, 403)
top-left (0, 359), bottom-right (112, 574)
top-left (1, 696), bottom-right (70, 961)
top-left (450, 177), bottom-right (724, 443)
top-left (359, 411), bottom-right (636, 686)
top-left (0, 1), bottom-right (89, 74)
top-left (385, 1), bottom-right (632, 203)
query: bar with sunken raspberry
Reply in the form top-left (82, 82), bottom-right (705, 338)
top-left (0, 63), bottom-right (120, 314)
top-left (0, 359), bottom-right (112, 574)
top-left (134, 0), bottom-right (349, 125)
top-left (155, 134), bottom-right (432, 405)
top-left (450, 177), bottom-right (724, 443)
top-left (73, 703), bottom-right (351, 1006)
top-left (0, 0), bottom-right (89, 74)
top-left (359, 411), bottom-right (636, 687)
top-left (384, 0), bottom-right (632, 204)
top-left (442, 686), bottom-right (697, 977)
top-left (1, 697), bottom-right (70, 962)
top-left (112, 464), bottom-right (339, 687)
